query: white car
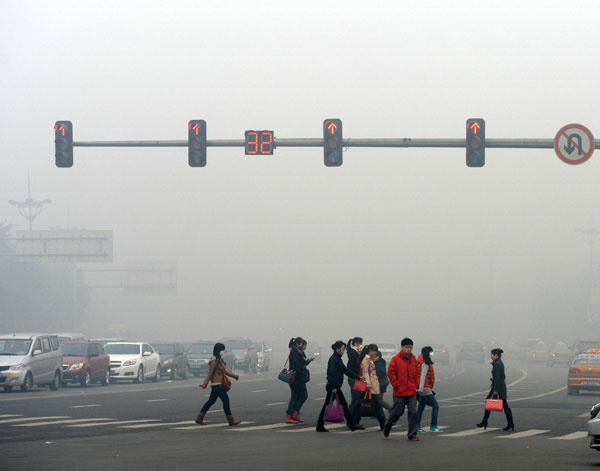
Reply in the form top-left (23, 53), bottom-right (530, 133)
top-left (589, 403), bottom-right (600, 450)
top-left (104, 342), bottom-right (161, 383)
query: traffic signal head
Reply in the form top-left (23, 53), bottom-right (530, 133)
top-left (54, 121), bottom-right (73, 168)
top-left (188, 120), bottom-right (207, 167)
top-left (323, 119), bottom-right (343, 167)
top-left (466, 118), bottom-right (485, 167)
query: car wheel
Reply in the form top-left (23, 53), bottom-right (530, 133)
top-left (3, 386), bottom-right (13, 392)
top-left (180, 366), bottom-right (188, 380)
top-left (20, 373), bottom-right (33, 392)
top-left (134, 366), bottom-right (144, 384)
top-left (170, 366), bottom-right (178, 381)
top-left (101, 369), bottom-right (110, 386)
top-left (250, 363), bottom-right (257, 374)
top-left (568, 387), bottom-right (579, 395)
top-left (80, 370), bottom-right (92, 388)
top-left (109, 378), bottom-right (116, 384)
top-left (152, 364), bottom-right (160, 383)
top-left (50, 371), bottom-right (61, 391)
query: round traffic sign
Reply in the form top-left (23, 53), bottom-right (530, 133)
top-left (554, 123), bottom-right (595, 165)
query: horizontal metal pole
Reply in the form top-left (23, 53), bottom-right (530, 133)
top-left (73, 138), bottom-right (600, 149)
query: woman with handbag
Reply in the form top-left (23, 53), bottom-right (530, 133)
top-left (316, 341), bottom-right (360, 432)
top-left (358, 344), bottom-right (386, 430)
top-left (286, 337), bottom-right (313, 424)
top-left (476, 348), bottom-right (514, 432)
top-left (195, 342), bottom-right (241, 426)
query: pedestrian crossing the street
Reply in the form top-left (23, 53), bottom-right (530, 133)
top-left (0, 414), bottom-right (589, 441)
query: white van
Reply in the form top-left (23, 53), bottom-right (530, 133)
top-left (0, 333), bottom-right (63, 392)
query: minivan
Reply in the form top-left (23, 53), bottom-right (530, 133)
top-left (0, 333), bottom-right (63, 392)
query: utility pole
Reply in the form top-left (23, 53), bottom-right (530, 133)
top-left (8, 174), bottom-right (51, 231)
top-left (576, 226), bottom-right (600, 296)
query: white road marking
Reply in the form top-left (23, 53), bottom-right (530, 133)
top-left (0, 414), bottom-right (21, 418)
top-left (0, 416), bottom-right (68, 424)
top-left (279, 423), bottom-right (348, 433)
top-left (551, 431), bottom-right (588, 440)
top-left (119, 421), bottom-right (194, 429)
top-left (578, 412), bottom-right (591, 418)
top-left (266, 402), bottom-right (287, 406)
top-left (173, 422), bottom-right (255, 430)
top-left (336, 425), bottom-right (381, 434)
top-left (145, 399), bottom-right (168, 402)
top-left (497, 429), bottom-right (549, 439)
top-left (442, 428), bottom-right (499, 437)
top-left (314, 397), bottom-right (325, 401)
top-left (318, 382), bottom-right (327, 385)
top-left (17, 418), bottom-right (114, 427)
top-left (229, 423), bottom-right (290, 432)
top-left (71, 404), bottom-right (102, 408)
top-left (206, 409), bottom-right (224, 414)
top-left (251, 390), bottom-right (267, 393)
top-left (439, 367), bottom-right (528, 403)
top-left (67, 420), bottom-right (159, 428)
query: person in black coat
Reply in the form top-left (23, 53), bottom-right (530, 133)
top-left (374, 351), bottom-right (392, 412)
top-left (477, 348), bottom-right (514, 431)
top-left (285, 337), bottom-right (313, 424)
top-left (316, 341), bottom-right (360, 432)
top-left (346, 337), bottom-right (364, 429)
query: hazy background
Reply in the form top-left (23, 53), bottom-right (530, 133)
top-left (1, 0), bottom-right (599, 347)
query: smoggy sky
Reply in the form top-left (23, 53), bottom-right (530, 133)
top-left (1, 0), bottom-right (600, 345)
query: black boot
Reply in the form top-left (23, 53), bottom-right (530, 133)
top-left (503, 408), bottom-right (514, 432)
top-left (477, 410), bottom-right (490, 429)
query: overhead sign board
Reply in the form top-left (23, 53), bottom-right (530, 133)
top-left (15, 230), bottom-right (113, 263)
top-left (554, 123), bottom-right (595, 165)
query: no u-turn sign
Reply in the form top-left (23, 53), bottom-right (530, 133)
top-left (554, 123), bottom-right (595, 165)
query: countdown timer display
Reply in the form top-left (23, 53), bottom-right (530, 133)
top-left (245, 130), bottom-right (274, 155)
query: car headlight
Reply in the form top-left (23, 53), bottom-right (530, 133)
top-left (163, 359), bottom-right (172, 365)
top-left (123, 358), bottom-right (137, 366)
top-left (591, 404), bottom-right (600, 420)
top-left (9, 363), bottom-right (25, 371)
top-left (314, 352), bottom-right (320, 356)
top-left (69, 363), bottom-right (84, 370)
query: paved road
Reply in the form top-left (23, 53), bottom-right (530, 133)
top-left (0, 360), bottom-right (598, 470)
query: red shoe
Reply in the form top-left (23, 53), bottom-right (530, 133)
top-left (408, 436), bottom-right (420, 441)
top-left (292, 411), bottom-right (304, 423)
top-left (286, 415), bottom-right (299, 424)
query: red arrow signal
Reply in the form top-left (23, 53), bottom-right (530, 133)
top-left (469, 122), bottom-right (481, 134)
top-left (325, 121), bottom-right (338, 135)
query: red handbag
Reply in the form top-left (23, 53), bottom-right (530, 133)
top-left (485, 392), bottom-right (504, 411)
top-left (352, 380), bottom-right (368, 393)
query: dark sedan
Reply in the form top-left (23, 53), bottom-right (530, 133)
top-left (152, 342), bottom-right (188, 380)
top-left (186, 341), bottom-right (215, 377)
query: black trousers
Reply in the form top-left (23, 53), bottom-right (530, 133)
top-left (317, 387), bottom-right (355, 428)
top-left (482, 389), bottom-right (513, 425)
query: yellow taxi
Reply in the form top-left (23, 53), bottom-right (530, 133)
top-left (568, 353), bottom-right (600, 395)
top-left (548, 342), bottom-right (571, 366)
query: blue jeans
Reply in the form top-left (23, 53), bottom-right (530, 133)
top-left (416, 394), bottom-right (439, 428)
top-left (201, 384), bottom-right (232, 416)
top-left (286, 382), bottom-right (308, 415)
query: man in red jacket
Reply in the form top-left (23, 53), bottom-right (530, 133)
top-left (383, 337), bottom-right (420, 440)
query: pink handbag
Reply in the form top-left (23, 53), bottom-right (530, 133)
top-left (352, 380), bottom-right (368, 393)
top-left (485, 392), bottom-right (504, 411)
top-left (323, 393), bottom-right (345, 422)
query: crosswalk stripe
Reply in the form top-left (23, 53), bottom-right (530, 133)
top-left (0, 414), bottom-right (21, 418)
top-left (119, 421), bottom-right (194, 429)
top-left (551, 431), bottom-right (588, 440)
top-left (279, 423), bottom-right (348, 433)
top-left (67, 420), bottom-right (159, 428)
top-left (265, 402), bottom-right (287, 406)
top-left (229, 423), bottom-right (290, 432)
top-left (0, 416), bottom-right (68, 424)
top-left (71, 404), bottom-right (102, 409)
top-left (173, 422), bottom-right (255, 430)
top-left (497, 429), bottom-right (549, 439)
top-left (16, 418), bottom-right (114, 427)
top-left (336, 425), bottom-right (381, 435)
top-left (442, 428), bottom-right (499, 437)
top-left (578, 412), bottom-right (591, 418)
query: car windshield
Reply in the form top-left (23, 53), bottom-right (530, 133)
top-left (0, 339), bottom-right (32, 355)
top-left (252, 342), bottom-right (263, 352)
top-left (378, 343), bottom-right (396, 350)
top-left (222, 339), bottom-right (248, 350)
top-left (574, 358), bottom-right (600, 365)
top-left (153, 344), bottom-right (175, 354)
top-left (553, 344), bottom-right (569, 352)
top-left (105, 344), bottom-right (140, 355)
top-left (61, 344), bottom-right (89, 357)
top-left (188, 343), bottom-right (214, 354)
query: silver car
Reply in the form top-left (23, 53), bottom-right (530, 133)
top-left (0, 333), bottom-right (63, 392)
top-left (588, 403), bottom-right (600, 450)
